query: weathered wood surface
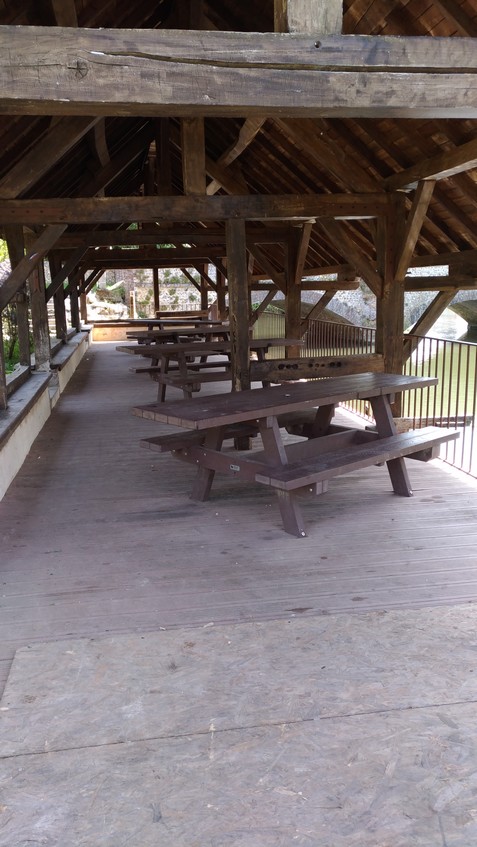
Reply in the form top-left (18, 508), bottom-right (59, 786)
top-left (226, 219), bottom-right (251, 392)
top-left (133, 372), bottom-right (438, 430)
top-left (250, 353), bottom-right (385, 380)
top-left (1, 28), bottom-right (477, 118)
top-left (0, 225), bottom-right (66, 310)
top-left (0, 117), bottom-right (99, 200)
top-left (385, 136), bottom-right (477, 190)
top-left (0, 193), bottom-right (389, 225)
top-left (275, 0), bottom-right (343, 34)
top-left (255, 427), bottom-right (459, 490)
top-left (1, 343), bottom-right (477, 692)
top-left (0, 27), bottom-right (477, 118)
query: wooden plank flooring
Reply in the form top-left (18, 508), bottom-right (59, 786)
top-left (1, 342), bottom-right (477, 694)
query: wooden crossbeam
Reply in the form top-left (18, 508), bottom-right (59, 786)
top-left (317, 217), bottom-right (383, 296)
top-left (0, 225), bottom-right (66, 310)
top-left (405, 275), bottom-right (477, 290)
top-left (0, 194), bottom-right (389, 225)
top-left (1, 29), bottom-right (477, 119)
top-left (54, 226), bottom-right (290, 248)
top-left (403, 291), bottom-right (457, 360)
top-left (385, 138), bottom-right (477, 191)
top-left (207, 118), bottom-right (264, 196)
top-left (394, 181), bottom-right (435, 284)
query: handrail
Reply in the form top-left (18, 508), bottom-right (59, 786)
top-left (304, 318), bottom-right (477, 479)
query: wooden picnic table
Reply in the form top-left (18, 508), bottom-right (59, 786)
top-left (99, 317), bottom-right (226, 330)
top-left (132, 372), bottom-right (459, 537)
top-left (117, 337), bottom-right (303, 401)
top-left (126, 325), bottom-right (231, 343)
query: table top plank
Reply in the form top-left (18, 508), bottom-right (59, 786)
top-left (117, 338), bottom-right (302, 357)
top-left (132, 373), bottom-right (438, 430)
top-left (126, 326), bottom-right (230, 341)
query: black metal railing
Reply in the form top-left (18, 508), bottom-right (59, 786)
top-left (303, 319), bottom-right (477, 478)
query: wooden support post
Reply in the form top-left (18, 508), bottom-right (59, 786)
top-left (226, 219), bottom-right (251, 393)
top-left (216, 267), bottom-right (227, 320)
top-left (156, 119), bottom-right (172, 196)
top-left (181, 118), bottom-right (206, 195)
top-left (5, 225), bottom-right (30, 367)
top-left (54, 285), bottom-right (68, 340)
top-left (49, 255), bottom-right (68, 341)
top-left (70, 279), bottom-right (80, 331)
top-left (285, 235), bottom-right (302, 357)
top-left (198, 264), bottom-right (209, 312)
top-left (80, 287), bottom-right (88, 323)
top-left (153, 268), bottom-right (160, 313)
top-left (375, 196), bottom-right (407, 414)
top-left (29, 261), bottom-right (51, 371)
top-left (275, 0), bottom-right (343, 33)
top-left (0, 319), bottom-right (7, 409)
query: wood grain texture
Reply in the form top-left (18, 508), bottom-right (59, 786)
top-left (1, 28), bottom-right (477, 118)
top-left (1, 344), bottom-right (476, 695)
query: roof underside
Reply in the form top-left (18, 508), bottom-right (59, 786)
top-left (0, 0), bottom-right (476, 280)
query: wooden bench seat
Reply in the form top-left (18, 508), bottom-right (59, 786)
top-left (141, 422), bottom-right (259, 453)
top-left (130, 361), bottom-right (229, 375)
top-left (156, 370), bottom-right (231, 389)
top-left (255, 427), bottom-right (459, 491)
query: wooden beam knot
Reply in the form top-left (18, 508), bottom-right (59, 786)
top-left (70, 60), bottom-right (89, 80)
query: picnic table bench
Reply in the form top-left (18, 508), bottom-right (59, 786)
top-left (132, 372), bottom-right (459, 537)
top-left (117, 338), bottom-right (303, 401)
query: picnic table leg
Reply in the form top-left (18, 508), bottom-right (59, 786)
top-left (276, 491), bottom-right (307, 537)
top-left (190, 427), bottom-right (224, 501)
top-left (259, 416), bottom-right (307, 537)
top-left (156, 354), bottom-right (168, 403)
top-left (307, 403), bottom-right (335, 437)
top-left (369, 394), bottom-right (413, 497)
top-left (178, 351), bottom-right (195, 399)
top-left (255, 347), bottom-right (271, 388)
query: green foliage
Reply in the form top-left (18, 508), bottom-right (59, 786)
top-left (2, 304), bottom-right (32, 372)
top-left (0, 239), bottom-right (8, 262)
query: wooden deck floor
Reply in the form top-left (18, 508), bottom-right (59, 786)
top-left (1, 341), bottom-right (477, 694)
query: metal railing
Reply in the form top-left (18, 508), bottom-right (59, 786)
top-left (303, 318), bottom-right (477, 479)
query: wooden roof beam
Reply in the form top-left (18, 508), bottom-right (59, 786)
top-left (1, 29), bottom-right (477, 119)
top-left (432, 0), bottom-right (477, 37)
top-left (0, 194), bottom-right (389, 225)
top-left (317, 217), bottom-right (383, 296)
top-left (394, 181), bottom-right (435, 284)
top-left (207, 118), bottom-right (265, 195)
top-left (385, 138), bottom-right (477, 191)
top-left (0, 116), bottom-right (100, 200)
top-left (405, 275), bottom-right (477, 290)
top-left (54, 226), bottom-right (290, 248)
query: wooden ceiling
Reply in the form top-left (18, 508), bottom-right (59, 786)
top-left (0, 0), bottom-right (477, 287)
